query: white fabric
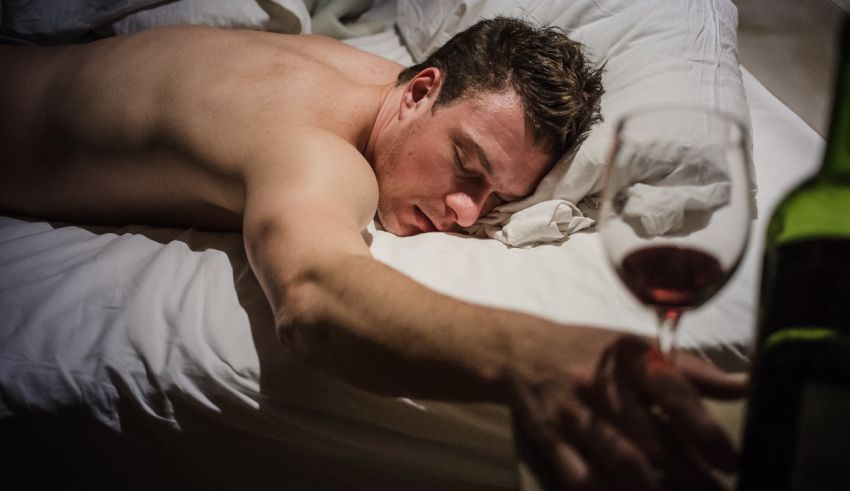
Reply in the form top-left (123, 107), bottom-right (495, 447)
top-left (397, 0), bottom-right (754, 247)
top-left (1, 0), bottom-right (162, 42)
top-left (344, 26), bottom-right (414, 66)
top-left (473, 200), bottom-right (594, 248)
top-left (613, 141), bottom-right (737, 236)
top-left (111, 0), bottom-right (311, 36)
top-left (0, 0), bottom-right (310, 42)
top-left (341, 0), bottom-right (414, 69)
top-left (307, 0), bottom-right (384, 39)
top-left (624, 181), bottom-right (731, 236)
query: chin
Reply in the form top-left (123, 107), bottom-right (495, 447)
top-left (376, 207), bottom-right (410, 237)
top-left (389, 220), bottom-right (419, 237)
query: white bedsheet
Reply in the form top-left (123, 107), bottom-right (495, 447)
top-left (0, 18), bottom-right (824, 491)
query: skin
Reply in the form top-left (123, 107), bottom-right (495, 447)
top-left (0, 26), bottom-right (745, 489)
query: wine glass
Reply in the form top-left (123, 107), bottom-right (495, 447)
top-left (598, 105), bottom-right (752, 359)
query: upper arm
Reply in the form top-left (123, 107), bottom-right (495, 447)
top-left (241, 129), bottom-right (379, 323)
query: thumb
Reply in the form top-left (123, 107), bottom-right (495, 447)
top-left (676, 351), bottom-right (749, 400)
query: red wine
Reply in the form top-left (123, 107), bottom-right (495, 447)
top-left (617, 245), bottom-right (726, 312)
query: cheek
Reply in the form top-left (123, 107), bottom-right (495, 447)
top-left (392, 147), bottom-right (439, 194)
top-left (373, 144), bottom-right (422, 216)
top-left (375, 122), bottom-right (452, 203)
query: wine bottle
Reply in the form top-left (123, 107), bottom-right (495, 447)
top-left (738, 13), bottom-right (850, 491)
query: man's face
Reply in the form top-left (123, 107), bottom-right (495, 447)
top-left (373, 89), bottom-right (554, 236)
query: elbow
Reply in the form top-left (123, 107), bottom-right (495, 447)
top-left (275, 310), bottom-right (310, 359)
top-left (273, 275), bottom-right (328, 360)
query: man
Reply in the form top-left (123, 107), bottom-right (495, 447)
top-left (0, 17), bottom-right (744, 489)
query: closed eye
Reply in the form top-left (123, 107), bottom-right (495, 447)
top-left (453, 147), bottom-right (478, 179)
top-left (496, 192), bottom-right (523, 204)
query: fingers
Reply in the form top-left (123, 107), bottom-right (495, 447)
top-left (513, 378), bottom-right (657, 490)
top-left (610, 370), bottom-right (667, 463)
top-left (514, 404), bottom-right (601, 491)
top-left (621, 338), bottom-right (748, 400)
top-left (513, 334), bottom-right (744, 490)
top-left (595, 337), bottom-right (741, 473)
top-left (550, 440), bottom-right (599, 491)
top-left (558, 401), bottom-right (658, 490)
top-left (636, 348), bottom-right (739, 472)
top-left (598, 373), bottom-right (729, 491)
top-left (514, 417), bottom-right (601, 491)
top-left (588, 340), bottom-right (667, 464)
top-left (675, 351), bottom-right (749, 400)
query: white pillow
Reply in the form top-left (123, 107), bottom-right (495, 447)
top-left (1, 0), bottom-right (163, 42)
top-left (308, 0), bottom-right (385, 39)
top-left (111, 0), bottom-right (311, 36)
top-left (0, 0), bottom-right (310, 43)
top-left (397, 0), bottom-right (754, 246)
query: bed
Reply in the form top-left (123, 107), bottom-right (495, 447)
top-left (0, 0), bottom-right (825, 489)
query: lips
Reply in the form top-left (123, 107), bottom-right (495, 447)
top-left (413, 206), bottom-right (437, 233)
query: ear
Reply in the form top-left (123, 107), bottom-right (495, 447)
top-left (399, 67), bottom-right (443, 119)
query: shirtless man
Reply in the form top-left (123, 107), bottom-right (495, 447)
top-left (0, 18), bottom-right (744, 490)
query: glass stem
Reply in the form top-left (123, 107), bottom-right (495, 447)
top-left (657, 309), bottom-right (681, 361)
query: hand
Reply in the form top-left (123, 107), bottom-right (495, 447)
top-left (510, 332), bottom-right (747, 490)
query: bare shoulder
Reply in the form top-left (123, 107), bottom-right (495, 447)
top-left (242, 126), bottom-right (379, 233)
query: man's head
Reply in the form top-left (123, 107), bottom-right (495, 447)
top-left (398, 16), bottom-right (605, 159)
top-left (371, 16), bottom-right (604, 236)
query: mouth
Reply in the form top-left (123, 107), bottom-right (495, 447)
top-left (413, 206), bottom-right (438, 233)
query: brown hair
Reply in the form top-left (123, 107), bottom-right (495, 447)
top-left (398, 16), bottom-right (604, 159)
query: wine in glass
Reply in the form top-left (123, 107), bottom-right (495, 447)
top-left (598, 105), bottom-right (753, 358)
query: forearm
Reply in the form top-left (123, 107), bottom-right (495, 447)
top-left (275, 252), bottom-right (584, 404)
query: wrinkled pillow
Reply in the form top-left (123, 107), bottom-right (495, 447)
top-left (397, 0), bottom-right (753, 247)
top-left (307, 0), bottom-right (385, 39)
top-left (0, 0), bottom-right (310, 43)
top-left (111, 0), bottom-right (310, 36)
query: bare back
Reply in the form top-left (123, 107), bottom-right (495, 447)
top-left (0, 28), bottom-right (402, 230)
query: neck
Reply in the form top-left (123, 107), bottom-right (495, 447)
top-left (363, 84), bottom-right (404, 166)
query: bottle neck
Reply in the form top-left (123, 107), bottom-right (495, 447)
top-left (821, 16), bottom-right (850, 179)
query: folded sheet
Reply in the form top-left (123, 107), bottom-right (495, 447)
top-left (467, 200), bottom-right (594, 247)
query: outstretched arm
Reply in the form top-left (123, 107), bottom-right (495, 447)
top-left (242, 130), bottom-right (520, 400)
top-left (242, 132), bottom-right (744, 490)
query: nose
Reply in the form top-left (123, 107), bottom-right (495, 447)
top-left (445, 191), bottom-right (486, 228)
